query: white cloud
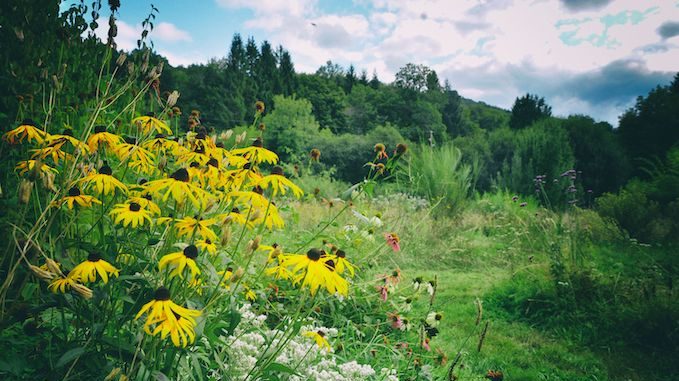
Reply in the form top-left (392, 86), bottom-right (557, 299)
top-left (154, 22), bottom-right (192, 42)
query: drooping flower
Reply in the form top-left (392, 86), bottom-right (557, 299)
top-left (425, 311), bottom-right (443, 328)
top-left (374, 143), bottom-right (388, 160)
top-left (280, 249), bottom-right (348, 296)
top-left (254, 166), bottom-right (303, 198)
top-left (333, 249), bottom-right (356, 277)
top-left (132, 113), bottom-right (173, 135)
top-left (59, 186), bottom-right (101, 209)
top-left (79, 162), bottom-right (128, 195)
top-left (86, 125), bottom-right (123, 152)
top-left (230, 137), bottom-right (278, 165)
top-left (15, 160), bottom-right (59, 178)
top-left (135, 287), bottom-right (202, 348)
top-left (303, 330), bottom-right (331, 352)
top-left (175, 216), bottom-right (219, 242)
top-left (109, 202), bottom-right (153, 228)
top-left (384, 232), bottom-right (401, 252)
top-left (3, 119), bottom-right (46, 144)
top-left (144, 168), bottom-right (212, 209)
top-left (69, 252), bottom-right (120, 284)
top-left (196, 238), bottom-right (217, 255)
top-left (158, 245), bottom-right (200, 279)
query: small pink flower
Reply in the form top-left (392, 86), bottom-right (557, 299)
top-left (376, 285), bottom-right (389, 301)
top-left (384, 232), bottom-right (400, 252)
top-left (388, 312), bottom-right (403, 329)
top-left (422, 337), bottom-right (431, 351)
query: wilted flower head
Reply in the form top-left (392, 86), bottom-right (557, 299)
top-left (384, 232), bottom-right (400, 252)
top-left (310, 148), bottom-right (321, 161)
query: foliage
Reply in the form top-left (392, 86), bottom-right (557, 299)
top-left (261, 95), bottom-right (320, 161)
top-left (398, 143), bottom-right (474, 214)
top-left (509, 93), bottom-right (552, 129)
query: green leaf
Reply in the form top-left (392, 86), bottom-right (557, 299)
top-left (264, 362), bottom-right (300, 376)
top-left (55, 347), bottom-right (86, 368)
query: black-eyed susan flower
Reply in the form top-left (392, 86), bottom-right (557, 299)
top-left (69, 252), bottom-right (120, 284)
top-left (255, 166), bottom-right (303, 198)
top-left (3, 119), bottom-right (46, 144)
top-left (230, 137), bottom-right (278, 165)
top-left (255, 100), bottom-right (265, 113)
top-left (86, 125), bottom-right (123, 152)
top-left (217, 267), bottom-right (233, 288)
top-left (16, 159), bottom-right (59, 178)
top-left (282, 249), bottom-right (348, 296)
top-left (333, 249), bottom-right (356, 277)
top-left (144, 168), bottom-right (212, 209)
top-left (126, 193), bottom-right (160, 215)
top-left (244, 285), bottom-right (256, 301)
top-left (79, 162), bottom-right (128, 196)
top-left (48, 274), bottom-right (76, 294)
top-left (158, 245), bottom-right (200, 279)
top-left (196, 238), bottom-right (217, 255)
top-left (110, 201), bottom-right (153, 228)
top-left (114, 137), bottom-right (156, 174)
top-left (174, 216), bottom-right (218, 242)
top-left (44, 129), bottom-right (89, 154)
top-left (142, 133), bottom-right (179, 153)
top-left (374, 143), bottom-right (388, 159)
top-left (303, 330), bottom-right (331, 352)
top-left (60, 186), bottom-right (101, 209)
top-left (135, 287), bottom-right (201, 347)
top-left (132, 113), bottom-right (172, 135)
top-left (30, 145), bottom-right (72, 164)
top-left (221, 207), bottom-right (253, 228)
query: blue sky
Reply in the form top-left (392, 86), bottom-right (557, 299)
top-left (66, 0), bottom-right (679, 125)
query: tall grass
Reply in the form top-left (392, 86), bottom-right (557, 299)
top-left (399, 143), bottom-right (474, 213)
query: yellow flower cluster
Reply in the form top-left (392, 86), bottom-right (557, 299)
top-left (10, 109), bottom-right (311, 348)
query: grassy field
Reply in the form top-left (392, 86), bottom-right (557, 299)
top-left (280, 188), bottom-right (676, 381)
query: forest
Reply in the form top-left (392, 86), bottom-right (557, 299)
top-left (0, 1), bottom-right (677, 380)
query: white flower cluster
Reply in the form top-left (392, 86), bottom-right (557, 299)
top-left (209, 304), bottom-right (398, 381)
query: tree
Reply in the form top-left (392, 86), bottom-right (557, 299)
top-left (394, 63), bottom-right (432, 92)
top-left (509, 93), bottom-right (552, 129)
top-left (276, 46), bottom-right (296, 96)
top-left (359, 69), bottom-right (368, 85)
top-left (369, 69), bottom-right (380, 89)
top-left (344, 64), bottom-right (356, 93)
top-left (316, 60), bottom-right (344, 79)
top-left (262, 95), bottom-right (320, 161)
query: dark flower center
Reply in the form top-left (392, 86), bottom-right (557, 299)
top-left (271, 166), bottom-right (284, 176)
top-left (196, 132), bottom-right (206, 140)
top-left (170, 168), bottom-right (190, 182)
top-left (154, 133), bottom-right (166, 139)
top-left (216, 142), bottom-right (224, 148)
top-left (99, 163), bottom-right (113, 175)
top-left (190, 161), bottom-right (200, 168)
top-left (138, 178), bottom-right (148, 185)
top-left (252, 137), bottom-right (263, 148)
top-left (336, 249), bottom-right (346, 258)
top-left (207, 157), bottom-right (219, 168)
top-left (145, 112), bottom-right (154, 117)
top-left (205, 239), bottom-right (212, 244)
top-left (124, 136), bottom-right (137, 145)
top-left (396, 143), bottom-right (407, 155)
top-left (252, 186), bottom-right (263, 195)
top-left (325, 259), bottom-right (336, 271)
top-left (226, 266), bottom-right (233, 272)
top-left (87, 252), bottom-right (102, 262)
top-left (306, 248), bottom-right (323, 261)
top-left (62, 129), bottom-right (74, 137)
top-left (194, 146), bottom-right (205, 154)
top-left (154, 287), bottom-right (171, 301)
top-left (129, 202), bottom-right (141, 212)
top-left (143, 193), bottom-right (152, 201)
top-left (94, 125), bottom-right (107, 133)
top-left (435, 313), bottom-right (442, 320)
top-left (316, 330), bottom-right (325, 337)
top-left (231, 207), bottom-right (240, 214)
top-left (183, 245), bottom-right (198, 259)
top-left (21, 118), bottom-right (36, 127)
top-left (68, 186), bottom-right (81, 197)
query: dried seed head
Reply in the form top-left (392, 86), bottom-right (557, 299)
top-left (72, 283), bottom-right (93, 299)
top-left (167, 90), bottom-right (180, 107)
top-left (19, 179), bottom-right (33, 204)
top-left (29, 264), bottom-right (54, 280)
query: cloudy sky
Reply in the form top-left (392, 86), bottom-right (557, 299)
top-left (76, 0), bottom-right (679, 125)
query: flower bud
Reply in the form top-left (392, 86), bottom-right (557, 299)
top-left (72, 283), bottom-right (93, 299)
top-left (19, 179), bottom-right (33, 204)
top-left (29, 265), bottom-right (54, 280)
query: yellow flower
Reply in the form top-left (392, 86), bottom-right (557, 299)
top-left (114, 137), bottom-right (156, 174)
top-left (281, 249), bottom-right (348, 296)
top-left (230, 137), bottom-right (278, 165)
top-left (30, 145), bottom-right (72, 164)
top-left (222, 207), bottom-right (253, 228)
top-left (2, 119), bottom-right (46, 144)
top-left (303, 330), bottom-right (331, 352)
top-left (332, 249), bottom-right (356, 277)
top-left (69, 252), bottom-right (120, 284)
top-left (48, 276), bottom-right (76, 294)
top-left (135, 287), bottom-right (201, 347)
top-left (16, 160), bottom-right (59, 177)
top-left (79, 163), bottom-right (128, 195)
top-left (132, 114), bottom-right (172, 135)
top-left (158, 245), bottom-right (201, 279)
top-left (110, 202), bottom-right (153, 228)
top-left (217, 267), bottom-right (233, 288)
top-left (144, 168), bottom-right (212, 209)
top-left (126, 194), bottom-right (161, 215)
top-left (60, 186), bottom-right (102, 209)
top-left (86, 125), bottom-right (123, 152)
top-left (142, 133), bottom-right (178, 153)
top-left (196, 238), bottom-right (217, 255)
top-left (174, 216), bottom-right (218, 242)
top-left (244, 285), bottom-right (256, 301)
top-left (178, 147), bottom-right (211, 166)
top-left (255, 166), bottom-right (303, 198)
top-left (44, 130), bottom-right (90, 154)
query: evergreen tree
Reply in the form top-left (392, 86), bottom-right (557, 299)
top-left (369, 69), bottom-right (380, 89)
top-left (509, 93), bottom-right (552, 129)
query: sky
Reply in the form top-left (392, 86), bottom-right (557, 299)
top-left (66, 0), bottom-right (679, 126)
